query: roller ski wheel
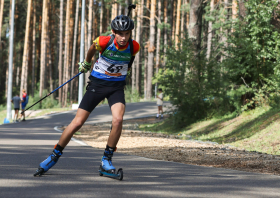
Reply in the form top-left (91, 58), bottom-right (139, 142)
top-left (34, 168), bottom-right (45, 176)
top-left (98, 165), bottom-right (123, 180)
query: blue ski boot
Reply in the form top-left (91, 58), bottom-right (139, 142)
top-left (101, 149), bottom-right (116, 173)
top-left (34, 144), bottom-right (63, 176)
top-left (98, 146), bottom-right (123, 180)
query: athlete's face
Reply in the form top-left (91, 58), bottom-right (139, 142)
top-left (112, 30), bottom-right (131, 47)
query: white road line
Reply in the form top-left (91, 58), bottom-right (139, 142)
top-left (53, 126), bottom-right (89, 146)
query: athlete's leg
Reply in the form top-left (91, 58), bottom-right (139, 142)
top-left (107, 102), bottom-right (125, 147)
top-left (106, 87), bottom-right (126, 147)
top-left (100, 102), bottom-right (125, 172)
top-left (20, 105), bottom-right (26, 120)
top-left (107, 103), bottom-right (125, 148)
top-left (58, 108), bottom-right (91, 147)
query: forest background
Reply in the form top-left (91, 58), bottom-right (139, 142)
top-left (1, 0), bottom-right (280, 130)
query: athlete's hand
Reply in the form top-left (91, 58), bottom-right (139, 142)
top-left (78, 60), bottom-right (91, 73)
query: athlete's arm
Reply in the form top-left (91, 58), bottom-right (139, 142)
top-left (85, 43), bottom-right (97, 63)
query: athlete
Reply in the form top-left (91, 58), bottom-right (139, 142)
top-left (34, 14), bottom-right (140, 176)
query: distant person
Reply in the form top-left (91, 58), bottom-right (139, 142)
top-left (156, 88), bottom-right (164, 119)
top-left (19, 89), bottom-right (28, 121)
top-left (11, 94), bottom-right (21, 123)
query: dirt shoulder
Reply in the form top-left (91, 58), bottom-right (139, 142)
top-left (67, 117), bottom-right (280, 176)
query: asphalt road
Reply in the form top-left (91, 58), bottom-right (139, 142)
top-left (1, 101), bottom-right (280, 198)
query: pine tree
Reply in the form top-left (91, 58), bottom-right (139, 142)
top-left (58, 0), bottom-right (64, 104)
top-left (147, 0), bottom-right (156, 99)
top-left (40, 0), bottom-right (48, 97)
top-left (20, 0), bottom-right (32, 95)
top-left (175, 0), bottom-right (181, 48)
top-left (71, 0), bottom-right (80, 103)
top-left (31, 0), bottom-right (36, 97)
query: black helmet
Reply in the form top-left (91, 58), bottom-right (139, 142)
top-left (111, 15), bottom-right (134, 31)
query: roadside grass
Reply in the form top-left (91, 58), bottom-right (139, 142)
top-left (0, 110), bottom-right (7, 124)
top-left (139, 106), bottom-right (280, 155)
top-left (26, 108), bottom-right (73, 118)
top-left (0, 107), bottom-right (72, 124)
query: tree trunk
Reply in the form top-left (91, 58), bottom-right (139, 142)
top-left (106, 5), bottom-right (110, 27)
top-left (63, 0), bottom-right (71, 107)
top-left (169, 0), bottom-right (174, 42)
top-left (131, 0), bottom-right (136, 91)
top-left (118, 2), bottom-right (122, 15)
top-left (206, 0), bottom-right (214, 60)
top-left (155, 0), bottom-right (161, 83)
top-left (144, 46), bottom-right (147, 99)
top-left (111, 1), bottom-right (117, 21)
top-left (47, 25), bottom-right (53, 97)
top-left (100, 0), bottom-right (103, 34)
top-left (40, 0), bottom-right (48, 97)
top-left (16, 67), bottom-right (19, 86)
top-left (220, 0), bottom-right (228, 62)
top-left (36, 9), bottom-right (42, 90)
top-left (71, 0), bottom-right (80, 104)
top-left (188, 0), bottom-right (202, 51)
top-left (47, 2), bottom-right (55, 97)
top-left (147, 0), bottom-right (156, 99)
top-left (135, 0), bottom-right (143, 93)
top-left (88, 0), bottom-right (93, 44)
top-left (175, 0), bottom-right (181, 48)
top-left (93, 5), bottom-right (97, 40)
top-left (0, 0), bottom-right (3, 94)
top-left (31, 0), bottom-right (36, 97)
top-left (232, 0), bottom-right (237, 32)
top-left (172, 0), bottom-right (176, 41)
top-left (0, 0), bottom-right (4, 52)
top-left (180, 0), bottom-right (186, 48)
top-left (163, 0), bottom-right (167, 67)
top-left (20, 0), bottom-right (32, 95)
top-left (58, 0), bottom-right (64, 104)
top-left (84, 3), bottom-right (88, 86)
top-left (85, 0), bottom-right (93, 85)
top-left (186, 0), bottom-right (189, 29)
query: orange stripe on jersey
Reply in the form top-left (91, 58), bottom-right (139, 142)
top-left (105, 71), bottom-right (122, 76)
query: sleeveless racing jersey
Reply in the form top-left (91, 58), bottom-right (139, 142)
top-left (90, 35), bottom-right (140, 84)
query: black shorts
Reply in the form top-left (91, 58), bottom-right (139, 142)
top-left (79, 81), bottom-right (125, 113)
top-left (14, 108), bottom-right (19, 111)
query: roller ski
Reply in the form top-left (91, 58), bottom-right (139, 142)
top-left (34, 145), bottom-right (63, 176)
top-left (98, 147), bottom-right (123, 180)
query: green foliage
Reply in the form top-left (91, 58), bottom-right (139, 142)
top-left (0, 104), bottom-right (6, 111)
top-left (28, 89), bottom-right (60, 110)
top-left (157, 23), bottom-right (171, 30)
top-left (225, 0), bottom-right (280, 111)
top-left (124, 85), bottom-right (141, 103)
top-left (154, 0), bottom-right (280, 129)
top-left (154, 34), bottom-right (231, 128)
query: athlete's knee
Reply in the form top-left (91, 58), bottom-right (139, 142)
top-left (112, 116), bottom-right (123, 127)
top-left (71, 118), bottom-right (85, 130)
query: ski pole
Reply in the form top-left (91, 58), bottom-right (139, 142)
top-left (20, 72), bottom-right (82, 115)
top-left (127, 4), bottom-right (136, 17)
